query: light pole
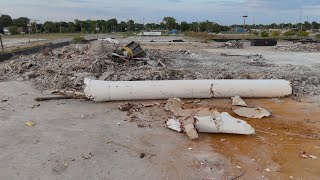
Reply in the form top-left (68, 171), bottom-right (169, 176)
top-left (242, 16), bottom-right (248, 32)
top-left (242, 16), bottom-right (248, 37)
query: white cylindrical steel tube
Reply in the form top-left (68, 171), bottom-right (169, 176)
top-left (84, 79), bottom-right (292, 102)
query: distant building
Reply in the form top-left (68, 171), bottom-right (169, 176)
top-left (268, 29), bottom-right (282, 33)
top-left (251, 29), bottom-right (262, 32)
top-left (3, 27), bottom-right (10, 35)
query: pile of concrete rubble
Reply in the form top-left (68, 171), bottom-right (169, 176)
top-left (0, 39), bottom-right (319, 100)
top-left (0, 40), bottom-right (195, 90)
top-left (117, 96), bottom-right (273, 140)
top-left (274, 42), bottom-right (320, 52)
top-left (221, 41), bottom-right (244, 49)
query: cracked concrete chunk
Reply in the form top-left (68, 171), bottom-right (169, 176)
top-left (165, 119), bottom-right (182, 132)
top-left (164, 98), bottom-right (192, 117)
top-left (195, 112), bottom-right (255, 135)
top-left (233, 107), bottom-right (271, 119)
top-left (231, 96), bottom-right (248, 107)
top-left (184, 124), bottom-right (199, 140)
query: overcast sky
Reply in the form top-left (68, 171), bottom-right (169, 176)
top-left (1, 0), bottom-right (320, 24)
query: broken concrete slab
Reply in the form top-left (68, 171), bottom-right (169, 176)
top-left (164, 98), bottom-right (182, 114)
top-left (195, 112), bottom-right (255, 135)
top-left (166, 116), bottom-right (198, 139)
top-left (231, 96), bottom-right (248, 107)
top-left (165, 119), bottom-right (182, 132)
top-left (195, 108), bottom-right (220, 118)
top-left (233, 107), bottom-right (271, 119)
top-left (164, 98), bottom-right (192, 117)
top-left (184, 124), bottom-right (199, 140)
top-left (221, 41), bottom-right (244, 49)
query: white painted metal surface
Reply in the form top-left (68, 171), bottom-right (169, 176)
top-left (84, 79), bottom-right (292, 102)
top-left (143, 32), bottom-right (162, 36)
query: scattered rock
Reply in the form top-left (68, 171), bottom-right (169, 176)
top-left (31, 104), bottom-right (40, 109)
top-left (118, 103), bottom-right (135, 111)
top-left (274, 43), bottom-right (320, 52)
top-left (299, 151), bottom-right (308, 159)
top-left (82, 152), bottom-right (92, 160)
top-left (52, 162), bottom-right (68, 174)
top-left (309, 155), bottom-right (318, 160)
top-left (140, 153), bottom-right (146, 158)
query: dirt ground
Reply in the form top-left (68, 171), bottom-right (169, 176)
top-left (0, 36), bottom-right (320, 179)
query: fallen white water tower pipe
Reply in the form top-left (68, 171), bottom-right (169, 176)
top-left (84, 79), bottom-right (292, 102)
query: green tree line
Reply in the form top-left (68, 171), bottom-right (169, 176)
top-left (1, 14), bottom-right (320, 35)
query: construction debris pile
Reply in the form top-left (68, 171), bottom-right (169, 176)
top-left (0, 40), bottom-right (196, 90)
top-left (164, 97), bottom-right (257, 140)
top-left (165, 96), bottom-right (275, 140)
top-left (176, 51), bottom-right (320, 98)
top-left (117, 96), bottom-right (273, 140)
top-left (221, 41), bottom-right (244, 49)
top-left (273, 42), bottom-right (320, 52)
top-left (0, 39), bottom-right (320, 99)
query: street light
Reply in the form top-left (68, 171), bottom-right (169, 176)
top-left (242, 16), bottom-right (248, 32)
top-left (242, 16), bottom-right (248, 38)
